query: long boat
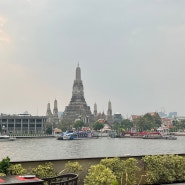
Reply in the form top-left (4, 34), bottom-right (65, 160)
top-left (110, 131), bottom-right (177, 140)
top-left (142, 132), bottom-right (177, 140)
top-left (57, 130), bottom-right (98, 140)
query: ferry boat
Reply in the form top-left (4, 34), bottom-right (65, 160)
top-left (57, 130), bottom-right (98, 140)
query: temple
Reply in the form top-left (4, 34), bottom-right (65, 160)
top-left (62, 64), bottom-right (94, 125)
top-left (46, 64), bottom-right (114, 126)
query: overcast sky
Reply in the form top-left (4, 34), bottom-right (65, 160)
top-left (0, 0), bottom-right (185, 117)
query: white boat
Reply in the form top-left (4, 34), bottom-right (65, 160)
top-left (0, 135), bottom-right (16, 141)
top-left (62, 133), bottom-right (73, 140)
top-left (9, 136), bottom-right (16, 141)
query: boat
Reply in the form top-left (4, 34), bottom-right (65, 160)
top-left (171, 132), bottom-right (185, 136)
top-left (9, 136), bottom-right (16, 141)
top-left (0, 135), bottom-right (16, 141)
top-left (57, 130), bottom-right (98, 140)
top-left (143, 133), bottom-right (164, 139)
top-left (116, 131), bottom-right (161, 138)
top-left (142, 132), bottom-right (177, 140)
top-left (163, 135), bottom-right (177, 140)
top-left (0, 135), bottom-right (10, 140)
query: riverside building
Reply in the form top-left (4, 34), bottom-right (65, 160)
top-left (0, 114), bottom-right (47, 135)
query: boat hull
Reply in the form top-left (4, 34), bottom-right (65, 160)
top-left (0, 135), bottom-right (16, 141)
top-left (143, 135), bottom-right (177, 140)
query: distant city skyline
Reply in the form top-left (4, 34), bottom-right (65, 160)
top-left (0, 0), bottom-right (185, 117)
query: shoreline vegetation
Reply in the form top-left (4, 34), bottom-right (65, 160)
top-left (1, 154), bottom-right (185, 185)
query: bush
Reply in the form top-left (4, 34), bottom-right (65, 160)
top-left (84, 164), bottom-right (118, 185)
top-left (100, 157), bottom-right (140, 185)
top-left (100, 157), bottom-right (123, 184)
top-left (143, 154), bottom-right (185, 184)
top-left (8, 164), bottom-right (27, 175)
top-left (62, 161), bottom-right (82, 174)
top-left (0, 173), bottom-right (6, 176)
top-left (31, 162), bottom-right (58, 179)
top-left (0, 156), bottom-right (11, 175)
top-left (121, 158), bottom-right (140, 185)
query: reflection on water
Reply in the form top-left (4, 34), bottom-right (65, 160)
top-left (0, 136), bottom-right (185, 161)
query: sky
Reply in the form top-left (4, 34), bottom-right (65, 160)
top-left (0, 0), bottom-right (185, 117)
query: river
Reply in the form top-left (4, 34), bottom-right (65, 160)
top-left (0, 136), bottom-right (185, 162)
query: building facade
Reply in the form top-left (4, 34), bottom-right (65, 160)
top-left (0, 114), bottom-right (47, 135)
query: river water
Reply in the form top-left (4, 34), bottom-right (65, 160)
top-left (0, 136), bottom-right (185, 162)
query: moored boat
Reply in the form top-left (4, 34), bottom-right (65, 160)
top-left (172, 132), bottom-right (185, 136)
top-left (57, 130), bottom-right (98, 140)
top-left (142, 132), bottom-right (177, 140)
top-left (143, 133), bottom-right (163, 139)
top-left (0, 135), bottom-right (16, 141)
top-left (163, 135), bottom-right (177, 140)
top-left (9, 136), bottom-right (16, 141)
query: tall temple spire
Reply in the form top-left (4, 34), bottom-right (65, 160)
top-left (72, 64), bottom-right (84, 97)
top-left (62, 65), bottom-right (94, 124)
top-left (76, 63), bottom-right (81, 81)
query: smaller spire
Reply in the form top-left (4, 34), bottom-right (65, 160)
top-left (94, 103), bottom-right (97, 110)
top-left (53, 99), bottom-right (58, 117)
top-left (107, 100), bottom-right (112, 117)
top-left (46, 103), bottom-right (52, 116)
top-left (94, 103), bottom-right (97, 116)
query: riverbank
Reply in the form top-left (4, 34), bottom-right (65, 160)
top-left (14, 135), bottom-right (55, 138)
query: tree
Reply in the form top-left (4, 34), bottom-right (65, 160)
top-left (134, 113), bottom-right (162, 131)
top-left (58, 120), bottom-right (73, 131)
top-left (73, 120), bottom-right (85, 130)
top-left (113, 123), bottom-right (121, 132)
top-left (45, 122), bottom-right (53, 134)
top-left (121, 119), bottom-right (133, 130)
top-left (172, 119), bottom-right (185, 131)
top-left (93, 122), bottom-right (104, 131)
